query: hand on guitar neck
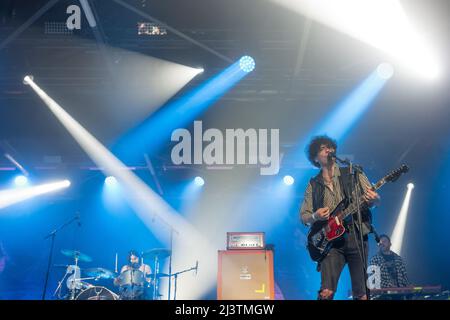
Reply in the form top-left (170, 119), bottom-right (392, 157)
top-left (363, 189), bottom-right (380, 207)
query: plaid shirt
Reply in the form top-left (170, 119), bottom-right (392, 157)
top-left (369, 251), bottom-right (409, 288)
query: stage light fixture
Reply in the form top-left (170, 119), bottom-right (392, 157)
top-left (194, 176), bottom-right (205, 187)
top-left (23, 75), bottom-right (34, 85)
top-left (14, 175), bottom-right (28, 187)
top-left (105, 176), bottom-right (118, 186)
top-left (377, 63), bottom-right (395, 79)
top-left (239, 56), bottom-right (255, 73)
top-left (283, 175), bottom-right (295, 186)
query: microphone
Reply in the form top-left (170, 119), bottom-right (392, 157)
top-left (195, 261), bottom-right (198, 276)
top-left (327, 152), bottom-right (336, 162)
top-left (374, 232), bottom-right (381, 245)
top-left (370, 226), bottom-right (380, 244)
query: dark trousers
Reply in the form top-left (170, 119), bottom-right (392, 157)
top-left (319, 228), bottom-right (368, 299)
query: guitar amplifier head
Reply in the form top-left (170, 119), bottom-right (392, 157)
top-left (226, 232), bottom-right (265, 250)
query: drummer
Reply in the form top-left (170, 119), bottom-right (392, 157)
top-left (115, 250), bottom-right (151, 280)
top-left (113, 250), bottom-right (152, 287)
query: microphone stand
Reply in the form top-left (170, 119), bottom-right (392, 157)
top-left (42, 215), bottom-right (78, 300)
top-left (332, 155), bottom-right (370, 300)
top-left (170, 263), bottom-right (198, 301)
top-left (149, 215), bottom-right (179, 300)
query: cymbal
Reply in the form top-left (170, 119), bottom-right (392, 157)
top-left (84, 267), bottom-right (117, 279)
top-left (142, 248), bottom-right (171, 259)
top-left (61, 249), bottom-right (92, 263)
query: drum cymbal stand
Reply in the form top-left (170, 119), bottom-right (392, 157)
top-left (54, 269), bottom-right (70, 299)
top-left (152, 255), bottom-right (160, 300)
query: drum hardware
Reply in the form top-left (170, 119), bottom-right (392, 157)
top-left (148, 273), bottom-right (170, 278)
top-left (142, 248), bottom-right (171, 260)
top-left (53, 249), bottom-right (94, 300)
top-left (142, 248), bottom-right (171, 300)
top-left (54, 267), bottom-right (97, 300)
top-left (42, 214), bottom-right (81, 300)
top-left (144, 216), bottom-right (178, 300)
top-left (76, 286), bottom-right (119, 300)
top-left (51, 246), bottom-right (199, 300)
top-left (84, 267), bottom-right (117, 280)
top-left (61, 249), bottom-right (92, 263)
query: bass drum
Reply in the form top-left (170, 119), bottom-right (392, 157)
top-left (76, 286), bottom-right (119, 300)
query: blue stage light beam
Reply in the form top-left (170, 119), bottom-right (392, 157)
top-left (114, 56), bottom-right (255, 160)
top-left (312, 66), bottom-right (389, 142)
top-left (284, 65), bottom-right (391, 172)
top-left (102, 176), bottom-right (128, 212)
top-left (180, 178), bottom-right (206, 219)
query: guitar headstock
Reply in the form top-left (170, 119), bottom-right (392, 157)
top-left (385, 164), bottom-right (409, 183)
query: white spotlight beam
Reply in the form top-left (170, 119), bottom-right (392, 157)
top-left (271, 0), bottom-right (441, 80)
top-left (0, 180), bottom-right (70, 209)
top-left (391, 184), bottom-right (414, 255)
top-left (26, 78), bottom-right (216, 300)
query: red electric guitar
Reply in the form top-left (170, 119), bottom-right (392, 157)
top-left (307, 164), bottom-right (409, 263)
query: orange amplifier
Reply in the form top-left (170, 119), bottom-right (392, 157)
top-left (226, 232), bottom-right (265, 250)
top-left (217, 249), bottom-right (274, 300)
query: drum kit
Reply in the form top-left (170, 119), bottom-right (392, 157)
top-left (54, 248), bottom-right (174, 300)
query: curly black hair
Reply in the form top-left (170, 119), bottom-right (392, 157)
top-left (306, 135), bottom-right (337, 168)
top-left (127, 250), bottom-right (141, 260)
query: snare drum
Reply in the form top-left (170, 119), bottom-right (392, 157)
top-left (76, 286), bottom-right (119, 300)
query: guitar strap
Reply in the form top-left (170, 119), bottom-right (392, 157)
top-left (310, 166), bottom-right (351, 213)
top-left (339, 166), bottom-right (374, 234)
top-left (338, 166), bottom-right (359, 230)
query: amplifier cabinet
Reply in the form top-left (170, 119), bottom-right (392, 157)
top-left (217, 250), bottom-right (274, 300)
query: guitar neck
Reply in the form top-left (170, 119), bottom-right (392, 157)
top-left (337, 178), bottom-right (386, 221)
